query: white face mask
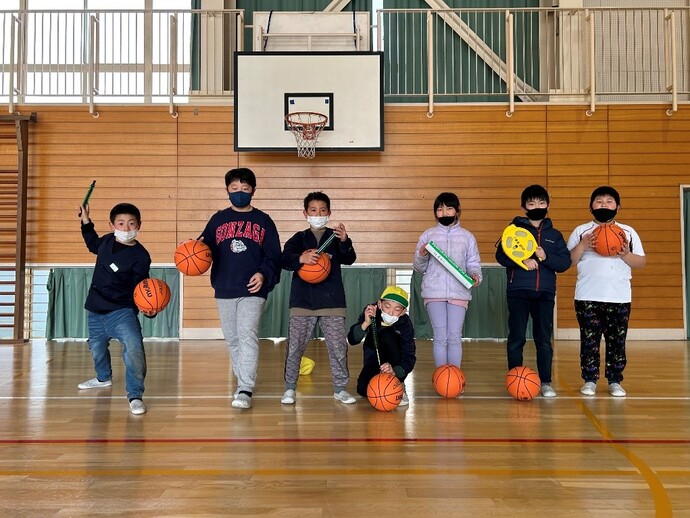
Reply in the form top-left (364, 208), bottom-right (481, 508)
top-left (307, 216), bottom-right (329, 229)
top-left (114, 229), bottom-right (138, 244)
top-left (380, 312), bottom-right (399, 326)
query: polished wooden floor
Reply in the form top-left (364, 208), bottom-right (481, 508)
top-left (1, 337), bottom-right (689, 517)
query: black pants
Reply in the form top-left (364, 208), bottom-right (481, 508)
top-left (356, 340), bottom-right (404, 398)
top-left (506, 290), bottom-right (555, 383)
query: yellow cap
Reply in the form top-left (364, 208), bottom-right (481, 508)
top-left (380, 286), bottom-right (409, 308)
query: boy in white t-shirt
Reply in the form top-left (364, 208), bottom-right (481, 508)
top-left (567, 186), bottom-right (646, 397)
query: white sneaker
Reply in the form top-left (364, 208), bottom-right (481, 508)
top-left (129, 399), bottom-right (146, 415)
top-left (399, 390), bottom-right (409, 407)
top-left (281, 389), bottom-right (296, 405)
top-left (333, 390), bottom-right (356, 404)
top-left (608, 383), bottom-right (626, 397)
top-left (540, 383), bottom-right (557, 398)
top-left (580, 382), bottom-right (597, 396)
top-left (78, 377), bottom-right (112, 390)
top-left (231, 393), bottom-right (252, 409)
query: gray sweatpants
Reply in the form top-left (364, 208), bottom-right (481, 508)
top-left (284, 315), bottom-right (350, 391)
top-left (217, 297), bottom-right (265, 394)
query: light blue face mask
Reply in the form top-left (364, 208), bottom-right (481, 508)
top-left (229, 191), bottom-right (252, 208)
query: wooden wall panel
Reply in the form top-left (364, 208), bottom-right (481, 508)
top-left (16, 104), bottom-right (687, 334)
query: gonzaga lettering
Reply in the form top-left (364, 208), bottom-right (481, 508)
top-left (215, 220), bottom-right (265, 246)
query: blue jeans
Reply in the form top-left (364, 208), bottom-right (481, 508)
top-left (87, 308), bottom-right (147, 400)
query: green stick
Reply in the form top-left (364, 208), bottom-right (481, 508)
top-left (316, 233), bottom-right (336, 254)
top-left (82, 180), bottom-right (96, 206)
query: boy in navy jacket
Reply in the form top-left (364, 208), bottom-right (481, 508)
top-left (78, 202), bottom-right (152, 415)
top-left (199, 168), bottom-right (281, 410)
top-left (495, 185), bottom-right (571, 398)
top-left (280, 192), bottom-right (357, 405)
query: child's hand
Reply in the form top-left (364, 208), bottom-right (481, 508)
top-left (616, 237), bottom-right (631, 257)
top-left (333, 223), bottom-right (347, 242)
top-left (470, 273), bottom-right (482, 287)
top-left (247, 272), bottom-right (264, 293)
top-left (535, 246), bottom-right (546, 261)
top-left (523, 258), bottom-right (539, 270)
top-left (380, 362), bottom-right (393, 374)
top-left (142, 309), bottom-right (158, 318)
top-left (361, 304), bottom-right (376, 330)
top-left (300, 249), bottom-right (319, 265)
top-left (79, 204), bottom-right (90, 223)
top-left (581, 231), bottom-right (596, 250)
top-left (419, 244), bottom-right (429, 256)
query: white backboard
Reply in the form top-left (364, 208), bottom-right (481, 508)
top-left (252, 11), bottom-right (371, 52)
top-left (234, 52), bottom-right (384, 152)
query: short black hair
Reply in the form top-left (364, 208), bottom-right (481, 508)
top-left (433, 192), bottom-right (460, 212)
top-left (224, 167), bottom-right (256, 190)
top-left (110, 203), bottom-right (141, 225)
top-left (303, 191), bottom-right (331, 211)
top-left (590, 185), bottom-right (620, 207)
top-left (521, 184), bottom-right (550, 208)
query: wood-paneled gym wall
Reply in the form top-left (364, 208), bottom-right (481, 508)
top-left (11, 103), bottom-right (687, 335)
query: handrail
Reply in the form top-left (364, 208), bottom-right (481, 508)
top-left (0, 7), bottom-right (688, 111)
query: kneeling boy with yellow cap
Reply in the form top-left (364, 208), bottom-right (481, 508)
top-left (347, 286), bottom-right (416, 406)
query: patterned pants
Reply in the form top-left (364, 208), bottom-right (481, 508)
top-left (284, 316), bottom-right (350, 391)
top-left (574, 300), bottom-right (631, 384)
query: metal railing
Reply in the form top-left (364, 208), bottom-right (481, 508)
top-left (1, 7), bottom-right (689, 116)
top-left (0, 8), bottom-right (244, 116)
top-left (377, 7), bottom-right (689, 116)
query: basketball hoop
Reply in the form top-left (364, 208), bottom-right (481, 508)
top-left (285, 111), bottom-right (328, 159)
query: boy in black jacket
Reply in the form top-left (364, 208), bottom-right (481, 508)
top-left (78, 202), bottom-right (153, 415)
top-left (348, 286), bottom-right (416, 407)
top-left (280, 192), bottom-right (357, 405)
top-left (495, 185), bottom-right (571, 398)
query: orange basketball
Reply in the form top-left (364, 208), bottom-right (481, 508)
top-left (367, 373), bottom-right (403, 412)
top-left (505, 366), bottom-right (541, 401)
top-left (432, 364), bottom-right (466, 398)
top-left (592, 223), bottom-right (627, 257)
top-left (297, 252), bottom-right (331, 284)
top-left (174, 239), bottom-right (212, 276)
top-left (133, 278), bottom-right (171, 314)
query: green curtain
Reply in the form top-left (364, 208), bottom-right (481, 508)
top-left (46, 268), bottom-right (180, 339)
top-left (685, 189), bottom-right (690, 338)
top-left (259, 267), bottom-right (387, 338)
top-left (410, 266), bottom-right (519, 339)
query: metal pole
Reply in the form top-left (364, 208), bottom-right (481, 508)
top-left (426, 10), bottom-right (434, 117)
top-left (506, 11), bottom-right (514, 117)
top-left (586, 9), bottom-right (596, 116)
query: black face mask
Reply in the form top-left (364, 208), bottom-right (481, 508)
top-left (592, 208), bottom-right (617, 223)
top-left (438, 216), bottom-right (456, 226)
top-left (525, 208), bottom-right (548, 221)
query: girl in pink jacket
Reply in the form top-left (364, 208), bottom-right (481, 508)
top-left (413, 192), bottom-right (482, 368)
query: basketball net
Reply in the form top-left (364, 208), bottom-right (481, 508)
top-left (285, 111), bottom-right (328, 159)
